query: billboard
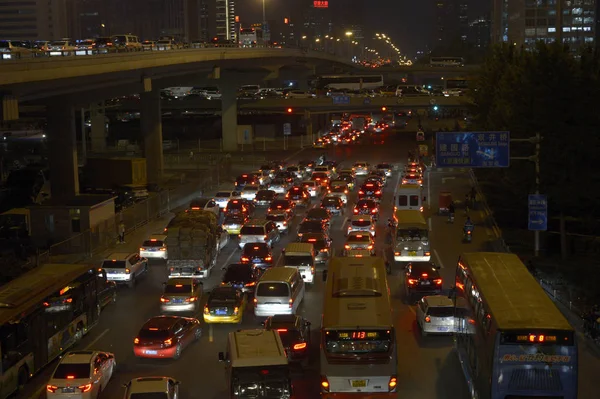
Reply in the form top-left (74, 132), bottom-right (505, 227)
top-left (313, 1), bottom-right (329, 8)
top-left (435, 131), bottom-right (510, 168)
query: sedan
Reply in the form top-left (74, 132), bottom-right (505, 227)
top-left (268, 178), bottom-right (291, 194)
top-left (402, 173), bottom-right (423, 186)
top-left (203, 287), bottom-right (247, 324)
top-left (240, 242), bottom-right (273, 270)
top-left (241, 184), bottom-right (261, 201)
top-left (268, 199), bottom-right (295, 216)
top-left (300, 233), bottom-right (332, 263)
top-left (353, 199), bottom-right (380, 220)
top-left (133, 316), bottom-right (202, 359)
top-left (376, 163), bottom-right (393, 177)
top-left (285, 186), bottom-right (311, 207)
top-left (358, 182), bottom-right (383, 202)
top-left (302, 180), bottom-right (321, 198)
top-left (160, 278), bottom-right (203, 313)
top-left (327, 182), bottom-right (349, 204)
top-left (222, 214), bottom-right (248, 235)
top-left (343, 231), bottom-right (375, 256)
top-left (214, 191), bottom-right (241, 208)
top-left (320, 195), bottom-right (344, 216)
top-left (353, 162), bottom-right (370, 176)
top-left (347, 215), bottom-right (376, 237)
top-left (221, 263), bottom-right (259, 294)
top-left (304, 208), bottom-right (331, 225)
top-left (297, 220), bottom-right (329, 238)
top-left (254, 189), bottom-right (278, 206)
top-left (47, 351), bottom-right (116, 398)
top-left (266, 210), bottom-right (293, 234)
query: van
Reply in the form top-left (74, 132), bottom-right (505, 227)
top-left (112, 34), bottom-right (142, 51)
top-left (218, 329), bottom-right (292, 398)
top-left (254, 267), bottom-right (305, 317)
top-left (282, 243), bottom-right (315, 284)
top-left (238, 219), bottom-right (280, 249)
top-left (395, 184), bottom-right (423, 212)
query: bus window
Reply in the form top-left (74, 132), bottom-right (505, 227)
top-left (397, 195), bottom-right (407, 206)
top-left (409, 195), bottom-right (419, 206)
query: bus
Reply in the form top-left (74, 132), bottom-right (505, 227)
top-left (0, 263), bottom-right (116, 398)
top-left (445, 77), bottom-right (471, 90)
top-left (314, 75), bottom-right (384, 90)
top-left (394, 184), bottom-right (423, 212)
top-left (430, 56), bottom-right (464, 67)
top-left (453, 253), bottom-right (577, 399)
top-left (239, 27), bottom-right (263, 47)
top-left (393, 210), bottom-right (430, 262)
top-left (320, 257), bottom-right (397, 398)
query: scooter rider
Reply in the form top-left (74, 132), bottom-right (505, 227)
top-left (448, 201), bottom-right (456, 222)
top-left (464, 216), bottom-right (474, 233)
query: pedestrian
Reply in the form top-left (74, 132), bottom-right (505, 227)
top-left (118, 221), bottom-right (125, 243)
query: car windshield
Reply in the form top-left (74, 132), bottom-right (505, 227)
top-left (284, 255), bottom-right (313, 266)
top-left (257, 282), bottom-right (289, 297)
top-left (240, 226), bottom-right (264, 235)
top-left (223, 266), bottom-right (252, 282)
top-left (53, 363), bottom-right (90, 379)
top-left (209, 289), bottom-right (237, 302)
top-left (164, 284), bottom-right (192, 294)
top-left (427, 307), bottom-right (454, 317)
top-left (348, 235), bottom-right (371, 243)
top-left (299, 222), bottom-right (323, 232)
top-left (142, 240), bottom-right (163, 247)
top-left (102, 260), bottom-right (126, 268)
top-left (306, 209), bottom-right (328, 220)
top-left (322, 198), bottom-right (339, 206)
top-left (243, 244), bottom-right (269, 257)
top-left (352, 220), bottom-right (371, 227)
top-left (139, 328), bottom-right (171, 340)
top-left (256, 191), bottom-right (274, 200)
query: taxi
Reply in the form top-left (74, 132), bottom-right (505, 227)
top-left (402, 172), bottom-right (423, 186)
top-left (224, 199), bottom-right (255, 217)
top-left (203, 287), bottom-right (247, 324)
top-left (222, 214), bottom-right (248, 235)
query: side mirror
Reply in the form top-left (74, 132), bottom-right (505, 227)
top-left (322, 270), bottom-right (328, 281)
top-left (218, 352), bottom-right (225, 362)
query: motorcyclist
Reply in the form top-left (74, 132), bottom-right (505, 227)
top-left (463, 217), bottom-right (474, 234)
top-left (448, 201), bottom-right (456, 221)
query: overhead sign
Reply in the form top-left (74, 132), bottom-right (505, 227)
top-left (332, 95), bottom-right (350, 105)
top-left (435, 131), bottom-right (510, 168)
top-left (363, 98), bottom-right (371, 105)
top-left (283, 123), bottom-right (291, 136)
top-left (313, 1), bottom-right (329, 8)
top-left (528, 194), bottom-right (547, 231)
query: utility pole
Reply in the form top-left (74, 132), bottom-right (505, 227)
top-left (510, 132), bottom-right (542, 256)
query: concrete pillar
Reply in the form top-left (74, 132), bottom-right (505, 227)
top-left (304, 110), bottom-right (313, 143)
top-left (141, 90), bottom-right (164, 183)
top-left (90, 102), bottom-right (107, 153)
top-left (220, 82), bottom-right (238, 152)
top-left (47, 102), bottom-right (79, 200)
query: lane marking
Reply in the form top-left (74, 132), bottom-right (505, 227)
top-left (408, 306), bottom-right (416, 315)
top-left (342, 216), bottom-right (348, 227)
top-left (433, 249), bottom-right (445, 269)
top-left (209, 324), bottom-right (214, 342)
top-left (219, 247), bottom-right (238, 269)
top-left (428, 217), bottom-right (432, 232)
top-left (85, 328), bottom-right (110, 350)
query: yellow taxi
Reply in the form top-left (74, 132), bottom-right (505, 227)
top-left (203, 286), bottom-right (247, 324)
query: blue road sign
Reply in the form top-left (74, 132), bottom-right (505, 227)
top-left (435, 131), bottom-right (510, 168)
top-left (332, 95), bottom-right (350, 105)
top-left (528, 194), bottom-right (548, 231)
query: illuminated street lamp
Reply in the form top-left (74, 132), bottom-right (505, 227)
top-left (301, 35), bottom-right (307, 39)
top-left (345, 31), bottom-right (353, 37)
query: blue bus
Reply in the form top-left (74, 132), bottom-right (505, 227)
top-left (453, 252), bottom-right (577, 399)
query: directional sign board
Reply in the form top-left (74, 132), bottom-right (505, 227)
top-left (283, 123), bottom-right (291, 136)
top-left (528, 194), bottom-right (548, 231)
top-left (332, 95), bottom-right (350, 105)
top-left (435, 131), bottom-right (510, 168)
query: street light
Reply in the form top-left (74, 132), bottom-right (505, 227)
top-left (345, 31), bottom-right (353, 37)
top-left (262, 0), bottom-right (267, 26)
top-left (301, 35), bottom-right (307, 39)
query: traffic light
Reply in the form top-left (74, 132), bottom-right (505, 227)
top-left (235, 15), bottom-right (240, 23)
top-left (287, 108), bottom-right (293, 113)
top-left (381, 106), bottom-right (387, 111)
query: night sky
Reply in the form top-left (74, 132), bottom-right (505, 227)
top-left (236, 0), bottom-right (490, 56)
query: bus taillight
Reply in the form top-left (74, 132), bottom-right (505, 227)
top-left (388, 375), bottom-right (398, 391)
top-left (320, 375), bottom-right (330, 392)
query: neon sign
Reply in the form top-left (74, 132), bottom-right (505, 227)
top-left (502, 354), bottom-right (572, 363)
top-left (313, 1), bottom-right (329, 8)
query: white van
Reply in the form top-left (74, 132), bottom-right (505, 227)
top-left (282, 243), bottom-right (315, 284)
top-left (112, 34), bottom-right (142, 51)
top-left (254, 267), bottom-right (305, 317)
top-left (395, 184), bottom-right (423, 212)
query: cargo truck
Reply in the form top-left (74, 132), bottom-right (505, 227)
top-left (165, 210), bottom-right (229, 279)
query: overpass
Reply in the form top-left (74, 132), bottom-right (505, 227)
top-left (0, 47), bottom-right (475, 204)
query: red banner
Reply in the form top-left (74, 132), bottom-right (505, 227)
top-left (313, 1), bottom-right (328, 8)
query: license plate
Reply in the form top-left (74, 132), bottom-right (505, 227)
top-left (172, 299), bottom-right (183, 303)
top-left (437, 327), bottom-right (449, 332)
top-left (252, 259), bottom-right (261, 263)
top-left (145, 350), bottom-right (158, 355)
top-left (351, 380), bottom-right (367, 388)
top-left (420, 281), bottom-right (431, 285)
top-left (408, 251), bottom-right (417, 256)
top-left (62, 387), bottom-right (75, 393)
top-left (215, 309), bottom-right (227, 315)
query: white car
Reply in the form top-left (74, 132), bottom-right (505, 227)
top-left (353, 162), bottom-right (370, 176)
top-left (101, 253), bottom-right (148, 288)
top-left (302, 180), bottom-right (320, 197)
top-left (139, 234), bottom-right (168, 260)
top-left (47, 351), bottom-right (116, 398)
top-left (123, 376), bottom-right (180, 399)
top-left (327, 182), bottom-right (349, 204)
top-left (347, 215), bottom-right (376, 237)
top-left (188, 198), bottom-right (220, 217)
top-left (286, 90), bottom-right (315, 99)
top-left (343, 231), bottom-right (375, 256)
top-left (214, 191), bottom-right (241, 208)
top-left (241, 184), bottom-right (260, 200)
top-left (416, 295), bottom-right (456, 336)
top-left (47, 40), bottom-right (77, 56)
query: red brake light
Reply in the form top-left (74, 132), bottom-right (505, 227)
top-left (241, 256), bottom-right (249, 262)
top-left (308, 238), bottom-right (317, 242)
top-left (425, 316), bottom-right (431, 323)
top-left (358, 190), bottom-right (364, 194)
top-left (78, 383), bottom-right (92, 393)
top-left (265, 256), bottom-right (272, 261)
top-left (160, 297), bottom-right (170, 303)
top-left (66, 375), bottom-right (75, 380)
top-left (47, 385), bottom-right (58, 393)
top-left (276, 328), bottom-right (288, 332)
top-left (191, 207), bottom-right (200, 210)
top-left (293, 342), bottom-right (307, 350)
top-left (344, 245), bottom-right (350, 249)
top-left (421, 273), bottom-right (428, 277)
top-left (408, 278), bottom-right (417, 285)
top-left (434, 278), bottom-right (442, 285)
top-left (371, 208), bottom-right (377, 213)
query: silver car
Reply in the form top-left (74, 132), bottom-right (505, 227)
top-left (268, 178), bottom-right (290, 194)
top-left (266, 210), bottom-right (292, 234)
top-left (416, 295), bottom-right (456, 336)
top-left (346, 215), bottom-right (376, 237)
top-left (214, 191), bottom-right (241, 208)
top-left (102, 252), bottom-right (148, 288)
top-left (343, 231), bottom-right (375, 256)
top-left (160, 278), bottom-right (203, 313)
top-left (353, 162), bottom-right (370, 176)
top-left (327, 182), bottom-right (349, 204)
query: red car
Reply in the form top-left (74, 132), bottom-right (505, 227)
top-left (133, 316), bottom-right (202, 359)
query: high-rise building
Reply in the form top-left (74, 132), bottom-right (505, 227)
top-left (435, 0), bottom-right (470, 46)
top-left (302, 0), bottom-right (333, 38)
top-left (0, 0), bottom-right (77, 40)
top-left (492, 0), bottom-right (596, 51)
top-left (213, 0), bottom-right (235, 41)
top-left (468, 18), bottom-right (491, 49)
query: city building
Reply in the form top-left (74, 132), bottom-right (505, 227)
top-left (492, 0), bottom-right (596, 51)
top-left (435, 0), bottom-right (470, 46)
top-left (468, 18), bottom-right (491, 49)
top-left (302, 0), bottom-right (333, 39)
top-left (212, 0), bottom-right (235, 41)
top-left (0, 0), bottom-right (77, 40)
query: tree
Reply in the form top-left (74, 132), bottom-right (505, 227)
top-left (471, 42), bottom-right (600, 258)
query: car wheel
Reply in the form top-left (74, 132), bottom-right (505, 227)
top-left (173, 344), bottom-right (182, 359)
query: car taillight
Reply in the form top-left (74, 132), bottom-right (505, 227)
top-left (78, 383), bottom-right (92, 393)
top-left (358, 190), bottom-right (364, 194)
top-left (125, 268), bottom-right (131, 274)
top-left (265, 256), bottom-right (272, 261)
top-left (293, 342), bottom-right (307, 350)
top-left (289, 298), bottom-right (293, 308)
top-left (425, 251), bottom-right (431, 256)
top-left (160, 297), bottom-right (169, 303)
top-left (134, 337), bottom-right (140, 344)
top-left (321, 376), bottom-right (330, 391)
top-left (254, 298), bottom-right (257, 304)
top-left (424, 316), bottom-right (431, 323)
top-left (375, 191), bottom-right (381, 195)
top-left (434, 278), bottom-right (442, 285)
top-left (283, 221), bottom-right (287, 225)
top-left (241, 256), bottom-right (249, 262)
top-left (204, 306), bottom-right (209, 315)
top-left (402, 180), bottom-right (407, 184)
top-left (371, 208), bottom-right (378, 213)
top-left (164, 338), bottom-right (173, 346)
top-left (263, 235), bottom-right (268, 240)
top-left (47, 385), bottom-right (58, 393)
top-left (394, 252), bottom-right (400, 256)
top-left (353, 209), bottom-right (358, 213)
top-left (367, 245), bottom-right (373, 250)
top-left (344, 245), bottom-right (350, 249)
top-left (408, 278), bottom-right (417, 285)
top-left (233, 306), bottom-right (239, 315)
top-left (245, 281), bottom-right (256, 286)
top-left (139, 247), bottom-right (144, 251)
top-left (186, 297), bottom-right (197, 302)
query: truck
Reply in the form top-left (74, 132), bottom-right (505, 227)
top-left (351, 117), bottom-right (366, 132)
top-left (165, 210), bottom-right (229, 279)
top-left (282, 242), bottom-right (315, 284)
top-left (83, 157), bottom-right (149, 199)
